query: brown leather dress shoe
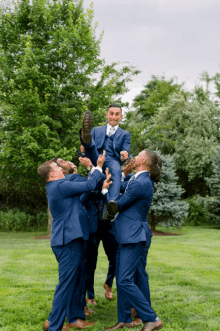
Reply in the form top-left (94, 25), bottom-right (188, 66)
top-left (131, 319), bottom-right (142, 327)
top-left (106, 322), bottom-right (135, 330)
top-left (62, 326), bottom-right (70, 331)
top-left (86, 298), bottom-right (97, 306)
top-left (43, 320), bottom-right (49, 331)
top-left (141, 319), bottom-right (163, 331)
top-left (104, 283), bottom-right (113, 300)
top-left (84, 305), bottom-right (95, 317)
top-left (67, 319), bottom-right (95, 329)
top-left (43, 320), bottom-right (67, 331)
top-left (82, 110), bottom-right (93, 143)
top-left (131, 308), bottom-right (138, 319)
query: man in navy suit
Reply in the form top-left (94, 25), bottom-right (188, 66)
top-left (83, 158), bottom-right (136, 305)
top-left (38, 155), bottom-right (105, 331)
top-left (103, 150), bottom-right (163, 331)
top-left (79, 104), bottom-right (131, 202)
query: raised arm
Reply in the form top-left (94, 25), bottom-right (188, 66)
top-left (59, 169), bottom-right (102, 198)
top-left (115, 181), bottom-right (142, 212)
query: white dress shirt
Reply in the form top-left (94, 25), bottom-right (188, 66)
top-left (106, 123), bottom-right (119, 136)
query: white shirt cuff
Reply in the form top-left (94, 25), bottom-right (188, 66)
top-left (121, 172), bottom-right (125, 181)
top-left (102, 189), bottom-right (108, 195)
top-left (91, 166), bottom-right (103, 174)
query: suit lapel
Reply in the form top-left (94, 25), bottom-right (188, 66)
top-left (113, 127), bottom-right (122, 150)
top-left (96, 125), bottom-right (107, 149)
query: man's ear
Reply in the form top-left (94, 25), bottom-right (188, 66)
top-left (50, 171), bottom-right (55, 178)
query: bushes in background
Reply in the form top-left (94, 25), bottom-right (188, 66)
top-left (0, 209), bottom-right (48, 232)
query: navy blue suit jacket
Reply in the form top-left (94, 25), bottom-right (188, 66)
top-left (46, 169), bottom-right (102, 247)
top-left (80, 172), bottom-right (105, 233)
top-left (91, 125), bottom-right (131, 162)
top-left (112, 172), bottom-right (154, 244)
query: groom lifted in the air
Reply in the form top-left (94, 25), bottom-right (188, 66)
top-left (79, 104), bottom-right (131, 212)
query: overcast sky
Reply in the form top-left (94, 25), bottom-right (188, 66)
top-left (83, 0), bottom-right (220, 108)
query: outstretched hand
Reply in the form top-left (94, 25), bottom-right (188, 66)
top-left (79, 157), bottom-right (92, 168)
top-left (97, 150), bottom-right (106, 168)
top-left (120, 151), bottom-right (128, 160)
top-left (122, 158), bottom-right (135, 177)
top-left (102, 168), bottom-right (112, 190)
top-left (80, 145), bottom-right (85, 153)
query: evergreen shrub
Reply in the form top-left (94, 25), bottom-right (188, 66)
top-left (185, 195), bottom-right (209, 226)
top-left (149, 151), bottom-right (189, 231)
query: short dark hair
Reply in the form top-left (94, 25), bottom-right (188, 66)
top-left (108, 103), bottom-right (122, 111)
top-left (51, 157), bottom-right (58, 163)
top-left (144, 150), bottom-right (162, 183)
top-left (38, 160), bottom-right (53, 183)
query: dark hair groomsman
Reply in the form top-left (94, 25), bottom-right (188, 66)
top-left (103, 150), bottom-right (163, 331)
top-left (38, 154), bottom-right (105, 331)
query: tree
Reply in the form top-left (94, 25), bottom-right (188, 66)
top-left (203, 148), bottom-right (220, 224)
top-left (0, 0), bottom-right (139, 211)
top-left (138, 92), bottom-right (220, 196)
top-left (132, 75), bottom-right (186, 120)
top-left (148, 151), bottom-right (189, 231)
top-left (124, 75), bottom-right (187, 157)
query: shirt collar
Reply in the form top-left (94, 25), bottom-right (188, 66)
top-left (134, 170), bottom-right (149, 179)
top-left (106, 123), bottom-right (119, 134)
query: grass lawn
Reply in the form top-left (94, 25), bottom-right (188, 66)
top-left (0, 226), bottom-right (219, 331)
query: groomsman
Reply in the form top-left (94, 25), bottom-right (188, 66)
top-left (38, 154), bottom-right (104, 331)
top-left (104, 150), bottom-right (163, 331)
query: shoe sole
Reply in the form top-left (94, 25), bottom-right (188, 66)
top-left (107, 201), bottom-right (118, 219)
top-left (82, 111), bottom-right (93, 143)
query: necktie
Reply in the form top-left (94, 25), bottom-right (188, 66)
top-left (108, 126), bottom-right (115, 137)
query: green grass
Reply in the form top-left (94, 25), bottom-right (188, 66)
top-left (0, 226), bottom-right (219, 331)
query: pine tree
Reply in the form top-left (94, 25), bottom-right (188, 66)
top-left (149, 151), bottom-right (189, 231)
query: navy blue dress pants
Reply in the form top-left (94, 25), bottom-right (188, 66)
top-left (86, 220), bottom-right (118, 299)
top-left (67, 240), bottom-right (88, 322)
top-left (86, 232), bottom-right (99, 299)
top-left (134, 238), bottom-right (151, 305)
top-left (48, 238), bottom-right (85, 331)
top-left (116, 241), bottom-right (157, 323)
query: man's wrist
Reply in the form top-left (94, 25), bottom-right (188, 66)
top-left (87, 164), bottom-right (93, 171)
top-left (91, 166), bottom-right (103, 174)
top-left (102, 189), bottom-right (108, 195)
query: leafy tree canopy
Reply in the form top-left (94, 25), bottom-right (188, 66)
top-left (0, 0), bottom-right (139, 209)
top-left (132, 75), bottom-right (186, 120)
